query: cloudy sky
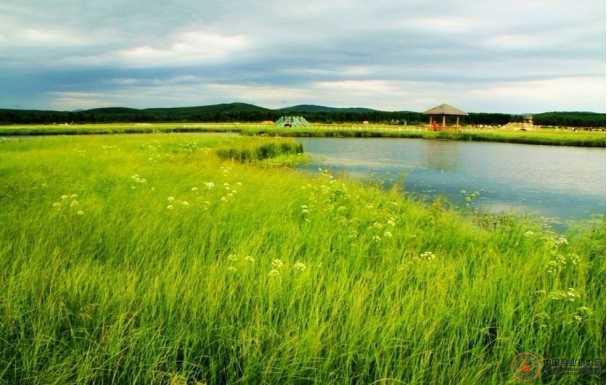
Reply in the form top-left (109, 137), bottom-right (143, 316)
top-left (0, 0), bottom-right (604, 113)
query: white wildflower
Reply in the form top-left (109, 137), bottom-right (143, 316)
top-left (220, 197), bottom-right (227, 202)
top-left (272, 259), bottom-right (284, 268)
top-left (227, 266), bottom-right (237, 272)
top-left (61, 195), bottom-right (68, 200)
top-left (168, 196), bottom-right (175, 202)
top-left (268, 269), bottom-right (280, 276)
top-left (524, 231), bottom-right (534, 237)
top-left (167, 205), bottom-right (173, 210)
top-left (191, 187), bottom-right (198, 192)
top-left (77, 211), bottom-right (84, 215)
top-left (244, 255), bottom-right (254, 262)
top-left (566, 288), bottom-right (580, 302)
top-left (52, 202), bottom-right (61, 207)
top-left (294, 262), bottom-right (306, 271)
top-left (182, 201), bottom-right (189, 206)
top-left (421, 251), bottom-right (436, 262)
top-left (384, 231), bottom-right (393, 238)
top-left (70, 200), bottom-right (79, 207)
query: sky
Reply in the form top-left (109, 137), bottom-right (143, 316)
top-left (0, 0), bottom-right (605, 113)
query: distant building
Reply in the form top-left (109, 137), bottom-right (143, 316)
top-left (422, 103), bottom-right (468, 130)
top-left (275, 116), bottom-right (310, 127)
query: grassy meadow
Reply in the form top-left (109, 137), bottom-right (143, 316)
top-left (0, 133), bottom-right (605, 384)
top-left (1, 122), bottom-right (605, 147)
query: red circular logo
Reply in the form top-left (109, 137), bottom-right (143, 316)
top-left (511, 352), bottom-right (541, 382)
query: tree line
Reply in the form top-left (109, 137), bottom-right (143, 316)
top-left (0, 108), bottom-right (603, 127)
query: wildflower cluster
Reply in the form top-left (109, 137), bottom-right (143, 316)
top-left (547, 251), bottom-right (579, 272)
top-left (397, 251), bottom-right (437, 271)
top-left (421, 251), bottom-right (436, 263)
top-left (178, 140), bottom-right (199, 153)
top-left (460, 189), bottom-right (480, 207)
top-left (139, 140), bottom-right (163, 162)
top-left (130, 174), bottom-right (148, 189)
top-left (545, 235), bottom-right (580, 274)
top-left (293, 262), bottom-right (306, 271)
top-left (52, 194), bottom-right (84, 215)
top-left (550, 288), bottom-right (581, 302)
top-left (74, 149), bottom-right (87, 157)
top-left (166, 196), bottom-right (189, 210)
top-left (268, 259), bottom-right (284, 276)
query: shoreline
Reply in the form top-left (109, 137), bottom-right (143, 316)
top-left (1, 123), bottom-right (605, 147)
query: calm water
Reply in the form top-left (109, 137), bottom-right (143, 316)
top-left (297, 138), bottom-right (606, 226)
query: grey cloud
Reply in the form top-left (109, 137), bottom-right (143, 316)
top-left (0, 0), bottom-right (604, 112)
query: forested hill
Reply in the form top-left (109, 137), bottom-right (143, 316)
top-left (0, 103), bottom-right (604, 127)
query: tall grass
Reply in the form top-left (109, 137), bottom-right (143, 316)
top-left (0, 134), bottom-right (604, 384)
top-left (1, 123), bottom-right (605, 147)
top-left (215, 138), bottom-right (304, 162)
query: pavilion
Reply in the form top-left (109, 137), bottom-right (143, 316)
top-left (422, 104), bottom-right (468, 130)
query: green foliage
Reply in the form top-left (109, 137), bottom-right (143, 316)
top-left (534, 111), bottom-right (606, 128)
top-left (0, 134), bottom-right (605, 384)
top-left (215, 139), bottom-right (304, 162)
top-left (4, 104), bottom-right (603, 127)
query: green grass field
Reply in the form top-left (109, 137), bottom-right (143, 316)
top-left (1, 123), bottom-right (605, 147)
top-left (0, 134), bottom-right (605, 384)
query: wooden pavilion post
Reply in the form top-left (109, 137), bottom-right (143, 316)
top-left (442, 115), bottom-right (446, 129)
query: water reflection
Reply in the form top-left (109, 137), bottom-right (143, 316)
top-left (425, 140), bottom-right (459, 171)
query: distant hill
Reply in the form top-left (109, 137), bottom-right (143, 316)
top-left (278, 104), bottom-right (379, 113)
top-left (144, 102), bottom-right (271, 115)
top-left (85, 107), bottom-right (142, 114)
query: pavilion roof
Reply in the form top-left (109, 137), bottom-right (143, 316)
top-left (422, 104), bottom-right (468, 116)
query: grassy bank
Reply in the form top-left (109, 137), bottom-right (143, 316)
top-left (0, 134), bottom-right (605, 384)
top-left (1, 123), bottom-right (605, 147)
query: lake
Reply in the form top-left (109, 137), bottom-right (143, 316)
top-left (297, 138), bottom-right (606, 228)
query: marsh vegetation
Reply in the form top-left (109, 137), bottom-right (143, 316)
top-left (0, 134), bottom-right (604, 384)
